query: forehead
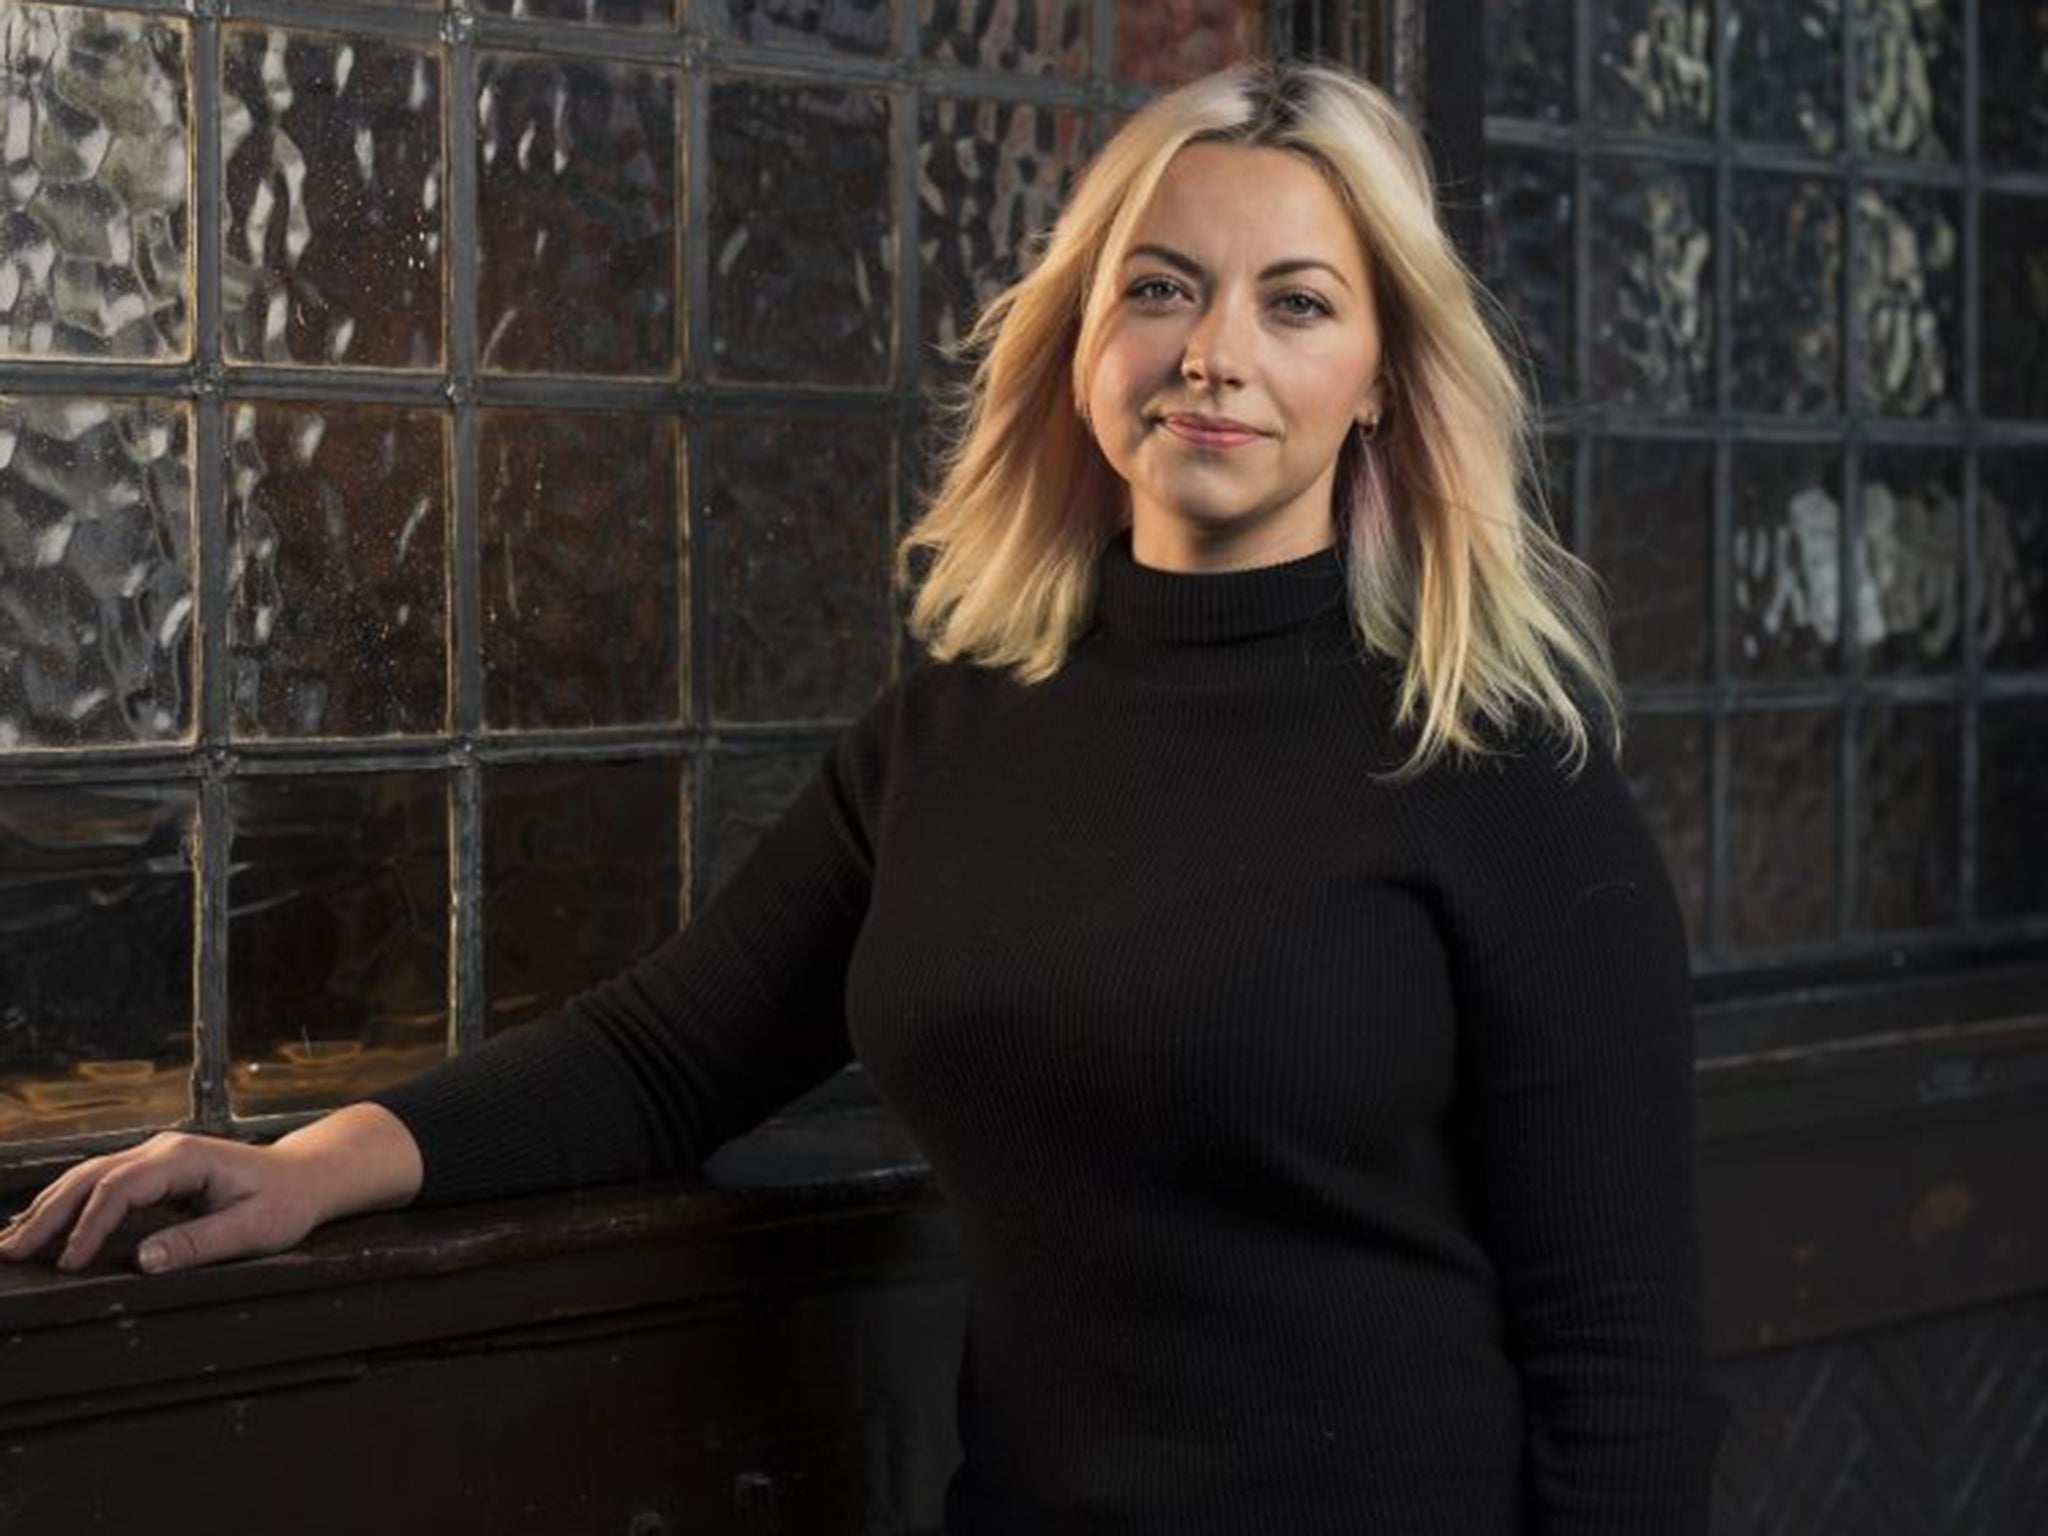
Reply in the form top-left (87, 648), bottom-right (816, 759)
top-left (1130, 142), bottom-right (1365, 269)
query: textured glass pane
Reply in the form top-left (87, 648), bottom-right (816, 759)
top-left (1853, 703), bottom-right (1958, 934)
top-left (0, 783), bottom-right (193, 1144)
top-left (1482, 148), bottom-right (1574, 405)
top-left (0, 7), bottom-right (190, 360)
top-left (1593, 0), bottom-right (1713, 134)
top-left (1728, 707), bottom-right (1839, 949)
top-left (1617, 711), bottom-right (1708, 949)
top-left (922, 0), bottom-right (1087, 74)
top-left (1733, 443), bottom-right (1841, 678)
top-left (477, 0), bottom-right (675, 26)
top-left (1485, 0), bottom-right (1573, 120)
top-left (1982, 195), bottom-right (2048, 421)
top-left (1851, 185), bottom-right (1958, 417)
top-left (1979, 702), bottom-right (2048, 921)
top-left (483, 758), bottom-right (683, 1037)
top-left (1852, 448), bottom-right (1960, 673)
top-left (476, 54), bottom-right (676, 377)
top-left (1589, 437), bottom-right (1711, 684)
top-left (919, 96), bottom-right (1086, 391)
top-left (702, 415), bottom-right (892, 723)
top-left (227, 402), bottom-right (449, 740)
top-left (0, 395), bottom-right (194, 749)
top-left (1851, 0), bottom-right (1960, 160)
top-left (702, 746), bottom-right (817, 899)
top-left (220, 26), bottom-right (443, 370)
top-left (1731, 175), bottom-right (1841, 415)
top-left (1727, 0), bottom-right (1842, 151)
top-left (709, 81), bottom-right (891, 385)
top-left (1589, 160), bottom-right (1713, 411)
top-left (479, 408), bottom-right (681, 730)
top-left (1114, 0), bottom-right (1264, 90)
top-left (723, 0), bottom-right (891, 53)
top-left (227, 771), bottom-right (450, 1116)
top-left (1982, 0), bottom-right (2048, 168)
top-left (1978, 449), bottom-right (2048, 672)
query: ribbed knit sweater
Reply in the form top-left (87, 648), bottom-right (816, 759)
top-left (363, 525), bottom-right (1729, 1534)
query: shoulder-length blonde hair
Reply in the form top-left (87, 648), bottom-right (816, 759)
top-left (896, 58), bottom-right (1622, 783)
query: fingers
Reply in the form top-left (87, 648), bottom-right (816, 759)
top-left (0, 1133), bottom-right (203, 1273)
top-left (0, 1153), bottom-right (118, 1266)
top-left (58, 1153), bottom-right (187, 1272)
top-left (136, 1204), bottom-right (272, 1274)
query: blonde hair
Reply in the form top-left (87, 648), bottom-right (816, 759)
top-left (896, 58), bottom-right (1623, 782)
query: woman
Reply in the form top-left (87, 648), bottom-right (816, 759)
top-left (3, 59), bottom-right (1729, 1532)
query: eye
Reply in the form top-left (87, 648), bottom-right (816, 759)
top-left (1126, 276), bottom-right (1185, 304)
top-left (1276, 290), bottom-right (1333, 321)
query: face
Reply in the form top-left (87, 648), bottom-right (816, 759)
top-left (1082, 141), bottom-right (1387, 573)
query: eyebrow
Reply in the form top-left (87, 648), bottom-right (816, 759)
top-left (1122, 242), bottom-right (1354, 294)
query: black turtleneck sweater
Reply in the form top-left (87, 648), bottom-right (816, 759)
top-left (363, 527), bottom-right (1729, 1534)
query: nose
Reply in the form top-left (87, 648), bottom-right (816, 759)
top-left (1180, 287), bottom-right (1255, 388)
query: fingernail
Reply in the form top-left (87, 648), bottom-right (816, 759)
top-left (138, 1242), bottom-right (167, 1273)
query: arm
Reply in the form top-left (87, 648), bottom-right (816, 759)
top-left (1434, 735), bottom-right (1729, 1533)
top-left (359, 681), bottom-right (897, 1209)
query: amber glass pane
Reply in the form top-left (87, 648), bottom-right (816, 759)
top-left (1727, 707), bottom-right (1840, 949)
top-left (0, 783), bottom-right (194, 1144)
top-left (0, 395), bottom-right (195, 749)
top-left (708, 81), bottom-right (893, 385)
top-left (479, 409), bottom-right (682, 730)
top-left (700, 415), bottom-right (893, 723)
top-left (475, 53), bottom-right (677, 377)
top-left (922, 0), bottom-right (1088, 74)
top-left (227, 771), bottom-right (450, 1116)
top-left (483, 758), bottom-right (684, 1036)
top-left (1114, 0), bottom-right (1264, 90)
top-left (220, 25), bottom-right (444, 369)
top-left (227, 402), bottom-right (449, 740)
top-left (918, 96), bottom-right (1087, 391)
top-left (0, 6), bottom-right (191, 361)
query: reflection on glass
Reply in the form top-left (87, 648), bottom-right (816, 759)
top-left (1593, 0), bottom-right (1713, 134)
top-left (1979, 704), bottom-right (2048, 921)
top-left (1113, 0), bottom-right (1264, 90)
top-left (1977, 451), bottom-right (2047, 673)
top-left (0, 782), bottom-right (195, 1144)
top-left (1853, 704), bottom-right (1958, 934)
top-left (1850, 185), bottom-right (1958, 417)
top-left (220, 25), bottom-right (444, 369)
top-left (1731, 175), bottom-right (1841, 416)
top-left (476, 53), bottom-right (677, 377)
top-left (921, 0), bottom-right (1087, 75)
top-left (722, 0), bottom-right (890, 53)
top-left (1733, 444), bottom-right (1841, 678)
top-left (1727, 0), bottom-right (1842, 152)
top-left (919, 96), bottom-right (1086, 390)
top-left (479, 409), bottom-right (682, 730)
top-left (483, 759), bottom-right (684, 1036)
top-left (709, 81), bottom-right (893, 385)
top-left (700, 416), bottom-right (893, 723)
top-left (1589, 437), bottom-right (1711, 684)
top-left (0, 6), bottom-right (190, 361)
top-left (0, 395), bottom-right (195, 749)
top-left (1852, 449), bottom-right (1960, 673)
top-left (227, 771), bottom-right (450, 1117)
top-left (1727, 707), bottom-right (1839, 949)
top-left (227, 402), bottom-right (449, 739)
top-left (1589, 159), bottom-right (1713, 411)
top-left (1851, 0), bottom-right (1960, 160)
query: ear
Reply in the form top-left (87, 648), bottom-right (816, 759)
top-left (1356, 370), bottom-right (1393, 429)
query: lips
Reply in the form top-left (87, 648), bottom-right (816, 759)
top-left (1160, 414), bottom-right (1267, 447)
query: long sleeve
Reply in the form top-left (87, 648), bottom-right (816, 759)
top-left (1422, 727), bottom-right (1730, 1533)
top-left (359, 681), bottom-right (897, 1209)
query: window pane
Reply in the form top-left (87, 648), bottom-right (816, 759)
top-left (1590, 437), bottom-right (1712, 685)
top-left (0, 395), bottom-right (195, 749)
top-left (1732, 443), bottom-right (1842, 679)
top-left (1852, 448), bottom-right (1960, 674)
top-left (0, 6), bottom-right (191, 361)
top-left (0, 782), bottom-right (194, 1142)
top-left (1981, 0), bottom-right (2048, 169)
top-left (1618, 711), bottom-right (1710, 949)
top-left (1850, 184), bottom-right (1959, 418)
top-left (1588, 160), bottom-right (1713, 412)
top-left (702, 746), bottom-right (819, 900)
top-left (1592, 0), bottom-right (1713, 136)
top-left (1853, 703), bottom-right (1959, 934)
top-left (1981, 195), bottom-right (2048, 422)
top-left (475, 54), bottom-right (677, 377)
top-left (1485, 0), bottom-right (1573, 121)
top-left (476, 0), bottom-right (676, 27)
top-left (1113, 0), bottom-right (1264, 90)
top-left (1851, 0), bottom-right (1960, 161)
top-left (1726, 0), bottom-right (1842, 152)
top-left (720, 0), bottom-right (892, 54)
top-left (1731, 175), bottom-right (1842, 416)
top-left (922, 0), bottom-right (1087, 75)
top-left (220, 25), bottom-right (444, 370)
top-left (226, 401), bottom-right (450, 740)
top-left (227, 771), bottom-right (450, 1117)
top-left (1727, 707), bottom-right (1839, 949)
top-left (1979, 704), bottom-right (2048, 922)
top-left (1482, 147), bottom-right (1575, 406)
top-left (1978, 450), bottom-right (2048, 673)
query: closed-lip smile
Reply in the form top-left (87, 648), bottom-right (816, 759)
top-left (1160, 412), bottom-right (1268, 441)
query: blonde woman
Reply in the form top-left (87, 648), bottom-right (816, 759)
top-left (4, 58), bottom-right (1728, 1532)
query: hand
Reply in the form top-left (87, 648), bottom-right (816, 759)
top-left (0, 1130), bottom-right (324, 1276)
